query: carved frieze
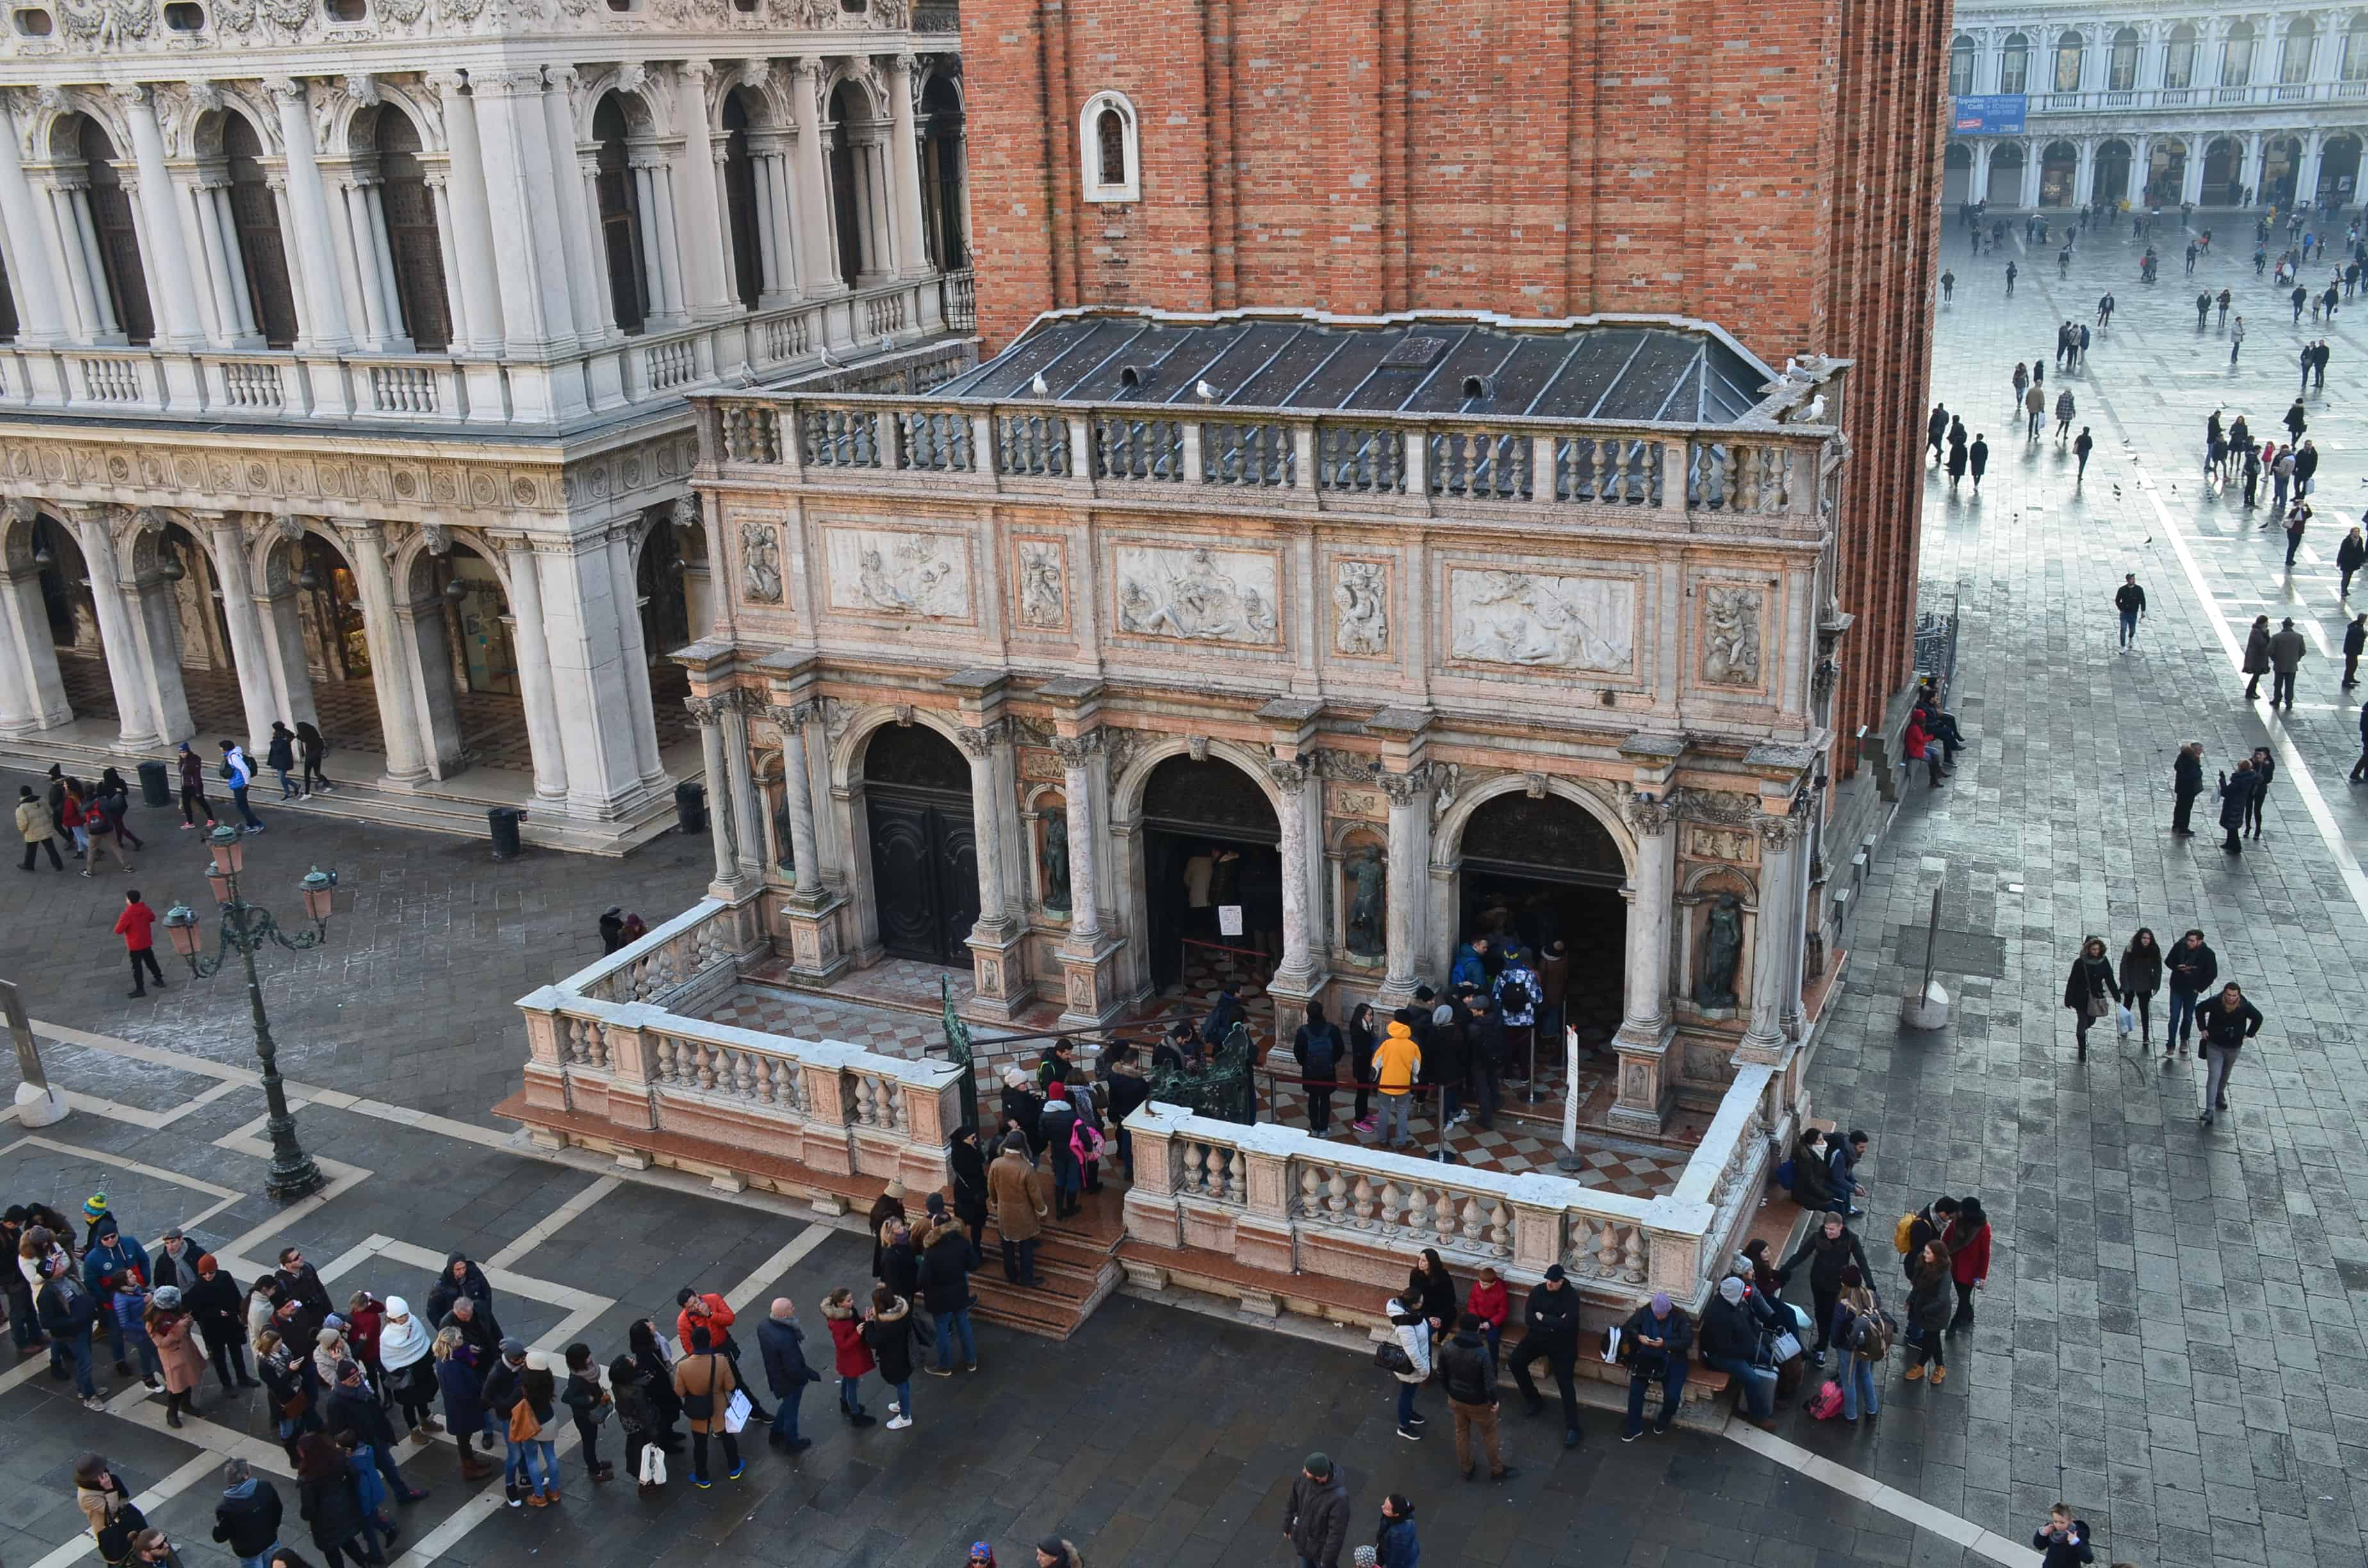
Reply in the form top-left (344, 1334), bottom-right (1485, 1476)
top-left (740, 522), bottom-right (784, 604)
top-left (1331, 559), bottom-right (1390, 657)
top-left (823, 527), bottom-right (969, 620)
top-left (1700, 583), bottom-right (1765, 689)
top-left (1112, 544), bottom-right (1280, 647)
top-left (1014, 537), bottom-right (1067, 630)
top-left (1445, 567), bottom-right (1635, 674)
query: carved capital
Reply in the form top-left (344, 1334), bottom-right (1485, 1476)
top-left (1755, 813), bottom-right (1804, 849)
top-left (266, 78), bottom-right (308, 106)
top-left (423, 72), bottom-right (466, 100)
top-left (1267, 758), bottom-right (1311, 795)
top-left (684, 694), bottom-right (730, 726)
top-left (1052, 731), bottom-right (1103, 769)
top-left (955, 719), bottom-right (1006, 758)
top-left (1624, 790), bottom-right (1678, 835)
top-left (108, 83), bottom-right (149, 108)
top-left (767, 701), bottom-right (820, 732)
top-left (1376, 767), bottom-right (1428, 807)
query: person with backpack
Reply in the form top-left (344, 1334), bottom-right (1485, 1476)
top-left (1292, 1001), bottom-right (1342, 1136)
top-left (1492, 949), bottom-right (1542, 1084)
top-left (1826, 1130), bottom-right (1869, 1217)
top-left (1383, 1291), bottom-right (1431, 1442)
top-left (218, 740), bottom-right (265, 833)
top-left (174, 743), bottom-right (217, 831)
top-left (1895, 1198), bottom-right (1957, 1283)
top-left (1616, 1292), bottom-right (1692, 1441)
top-left (1942, 1198), bottom-right (1992, 1331)
top-left (1827, 1264), bottom-right (1888, 1423)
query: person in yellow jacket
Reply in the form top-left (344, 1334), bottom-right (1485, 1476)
top-left (1371, 1017), bottom-right (1422, 1150)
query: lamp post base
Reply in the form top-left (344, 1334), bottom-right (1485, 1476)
top-left (267, 1154), bottom-right (327, 1203)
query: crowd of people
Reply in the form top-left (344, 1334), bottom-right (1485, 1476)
top-left (13, 731), bottom-right (334, 881)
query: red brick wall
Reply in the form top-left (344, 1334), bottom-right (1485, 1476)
top-left (960, 0), bottom-right (1950, 764)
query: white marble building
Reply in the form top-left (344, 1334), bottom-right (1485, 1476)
top-left (1945, 6), bottom-right (2368, 211)
top-left (0, 0), bottom-right (973, 842)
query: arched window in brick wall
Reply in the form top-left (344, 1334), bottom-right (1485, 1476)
top-left (1079, 90), bottom-right (1139, 204)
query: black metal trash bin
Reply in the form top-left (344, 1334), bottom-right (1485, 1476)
top-left (675, 780), bottom-right (707, 835)
top-left (137, 758), bottom-right (171, 807)
top-left (488, 806), bottom-right (525, 860)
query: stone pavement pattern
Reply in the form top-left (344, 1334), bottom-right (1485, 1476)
top-left (1784, 212), bottom-right (2368, 1568)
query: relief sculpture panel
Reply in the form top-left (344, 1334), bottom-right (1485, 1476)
top-left (1446, 568), bottom-right (1636, 674)
top-left (822, 528), bottom-right (971, 621)
top-left (1112, 544), bottom-right (1281, 647)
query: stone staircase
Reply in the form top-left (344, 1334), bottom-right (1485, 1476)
top-left (967, 1184), bottom-right (1126, 1341)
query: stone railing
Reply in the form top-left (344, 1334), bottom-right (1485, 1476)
top-left (702, 389), bottom-right (1832, 532)
top-left (2003, 80), bottom-right (2368, 115)
top-left (1122, 1061), bottom-right (1780, 1316)
top-left (515, 889), bottom-right (965, 1199)
top-left (0, 277), bottom-right (950, 434)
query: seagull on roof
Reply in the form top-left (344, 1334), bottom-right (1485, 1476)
top-left (1030, 372), bottom-right (1050, 396)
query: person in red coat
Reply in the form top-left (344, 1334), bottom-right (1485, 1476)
top-left (1902, 717), bottom-right (1943, 788)
top-left (113, 890), bottom-right (166, 998)
top-left (821, 1287), bottom-right (876, 1426)
top-left (1943, 1198), bottom-right (1991, 1332)
top-left (1465, 1266), bottom-right (1509, 1363)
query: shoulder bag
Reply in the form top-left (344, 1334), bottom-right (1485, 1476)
top-left (679, 1353), bottom-right (718, 1421)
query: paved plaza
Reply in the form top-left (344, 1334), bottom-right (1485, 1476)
top-left (10, 227), bottom-right (2368, 1563)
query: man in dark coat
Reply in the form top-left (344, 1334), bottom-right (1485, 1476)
top-left (2171, 743), bottom-right (2204, 836)
top-left (1618, 1293), bottom-right (1694, 1441)
top-left (211, 1458), bottom-right (284, 1564)
top-left (325, 1359), bottom-right (429, 1503)
top-left (272, 1246), bottom-right (333, 1329)
top-left (2166, 929), bottom-right (2219, 1056)
top-left (756, 1298), bottom-right (821, 1453)
top-left (1508, 1266), bottom-right (1584, 1449)
top-left (1438, 1314), bottom-right (1515, 1481)
top-left (1777, 1211), bottom-right (1873, 1362)
top-left (918, 1220), bottom-right (981, 1373)
top-left (1279, 1453), bottom-right (1351, 1568)
top-left (2197, 982), bottom-right (2264, 1129)
top-left (424, 1252), bottom-right (502, 1346)
top-left (2217, 760), bottom-right (2263, 853)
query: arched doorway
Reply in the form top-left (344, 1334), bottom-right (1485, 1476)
top-left (2202, 138), bottom-right (2242, 206)
top-left (1137, 753), bottom-right (1282, 993)
top-left (1448, 790), bottom-right (1627, 1041)
top-left (404, 540), bottom-right (527, 772)
top-left (921, 74), bottom-right (967, 269)
top-left (257, 528), bottom-right (377, 757)
top-left (2319, 134), bottom-right (2362, 204)
top-left (2039, 141), bottom-right (2079, 206)
top-left (862, 724), bottom-right (979, 966)
top-left (721, 88), bottom-right (764, 311)
top-left (2094, 140), bottom-right (2132, 206)
top-left (364, 104), bottom-right (451, 351)
top-left (222, 110), bottom-right (299, 348)
top-left (2263, 135), bottom-right (2303, 206)
top-left (71, 115), bottom-right (153, 344)
top-left (593, 95), bottom-right (650, 334)
top-left (634, 510), bottom-right (702, 750)
top-left (1985, 143), bottom-right (2026, 207)
top-left (1943, 144), bottom-right (1974, 207)
top-left (2145, 140), bottom-right (2187, 206)
top-left (826, 81), bottom-right (880, 287)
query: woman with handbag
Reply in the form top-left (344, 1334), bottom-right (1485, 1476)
top-left (1941, 1198), bottom-right (1992, 1332)
top-left (254, 1330), bottom-right (319, 1469)
top-left (627, 1318), bottom-right (686, 1453)
top-left (511, 1352), bottom-right (561, 1507)
top-left (2117, 930), bottom-right (2162, 1051)
top-left (610, 1357), bottom-right (664, 1494)
top-left (1381, 1291), bottom-right (1431, 1442)
top-left (561, 1343), bottom-right (615, 1484)
top-left (2062, 936), bottom-right (2121, 1061)
top-left (1828, 1265), bottom-right (1886, 1423)
top-left (671, 1324), bottom-right (743, 1488)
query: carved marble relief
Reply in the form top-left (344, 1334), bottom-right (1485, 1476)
top-left (1015, 539), bottom-right (1067, 630)
top-left (1700, 584), bottom-right (1764, 688)
top-left (1112, 544), bottom-right (1280, 646)
top-left (1684, 823), bottom-right (1759, 866)
top-left (823, 528), bottom-right (969, 620)
top-left (1446, 568), bottom-right (1635, 674)
top-left (740, 522), bottom-right (784, 604)
top-left (1331, 559), bottom-right (1390, 657)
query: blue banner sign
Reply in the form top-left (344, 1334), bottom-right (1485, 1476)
top-left (1953, 95), bottom-right (2027, 135)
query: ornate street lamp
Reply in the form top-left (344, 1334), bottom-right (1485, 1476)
top-left (164, 828), bottom-right (339, 1201)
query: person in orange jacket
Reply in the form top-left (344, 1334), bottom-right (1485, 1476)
top-left (675, 1287), bottom-right (769, 1423)
top-left (1370, 1015), bottom-right (1423, 1150)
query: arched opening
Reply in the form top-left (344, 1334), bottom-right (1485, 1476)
top-left (76, 116), bottom-right (154, 345)
top-left (2145, 140), bottom-right (2187, 206)
top-left (254, 530), bottom-right (377, 758)
top-left (222, 110), bottom-right (299, 348)
top-left (0, 248), bottom-right (17, 343)
top-left (861, 723), bottom-right (978, 967)
top-left (2319, 133), bottom-right (2362, 203)
top-left (592, 95), bottom-right (649, 334)
top-left (921, 75), bottom-right (966, 269)
top-left (363, 104), bottom-right (450, 351)
top-left (2202, 136), bottom-right (2244, 206)
top-left (2052, 29), bottom-right (2085, 94)
top-left (1943, 143), bottom-right (1974, 206)
top-left (1449, 789), bottom-right (1627, 1052)
top-left (1999, 33), bottom-right (2030, 95)
top-left (1138, 753), bottom-right (1280, 994)
top-left (2223, 22), bottom-right (2257, 88)
top-left (1985, 142), bottom-right (2026, 207)
top-left (2093, 140), bottom-right (2132, 206)
top-left (826, 81), bottom-right (878, 287)
top-left (27, 513), bottom-right (102, 723)
top-left (404, 541), bottom-right (528, 771)
top-left (2345, 15), bottom-right (2368, 83)
top-left (1948, 35), bottom-right (1975, 96)
top-left (2164, 23), bottom-right (2199, 90)
top-left (634, 511), bottom-right (702, 730)
top-left (2282, 17), bottom-right (2317, 85)
top-left (721, 88), bottom-right (763, 311)
top-left (2109, 27), bottom-right (2140, 92)
top-left (2039, 141), bottom-right (2079, 206)
top-left (2263, 135), bottom-right (2303, 206)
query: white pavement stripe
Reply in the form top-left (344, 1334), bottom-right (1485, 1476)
top-left (28, 1453), bottom-right (222, 1568)
top-left (722, 1224), bottom-right (836, 1314)
top-left (2135, 461), bottom-right (2368, 922)
top-left (1722, 1420), bottom-right (2026, 1565)
top-left (487, 1175), bottom-right (621, 1270)
top-left (101, 1383), bottom-right (296, 1476)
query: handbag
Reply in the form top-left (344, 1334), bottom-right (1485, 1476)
top-left (721, 1388), bottom-right (753, 1434)
top-left (1770, 1330), bottom-right (1805, 1363)
top-left (280, 1386), bottom-right (309, 1421)
top-left (507, 1399), bottom-right (542, 1443)
top-left (1373, 1340), bottom-right (1415, 1376)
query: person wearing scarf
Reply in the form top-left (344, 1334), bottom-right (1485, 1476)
top-left (375, 1298), bottom-right (441, 1442)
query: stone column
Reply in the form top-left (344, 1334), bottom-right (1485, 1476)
top-left (1265, 754), bottom-right (1320, 1040)
top-left (1737, 810), bottom-right (1805, 1063)
top-left (531, 541), bottom-right (652, 816)
top-left (114, 86), bottom-right (208, 348)
top-left (765, 698), bottom-right (847, 981)
top-left (716, 690), bottom-right (765, 883)
top-left (336, 523), bottom-right (431, 782)
top-left (541, 68), bottom-right (608, 341)
top-left (689, 695), bottom-right (738, 891)
top-left (0, 97), bottom-right (67, 345)
top-left (649, 161), bottom-right (689, 323)
top-left (192, 176), bottom-right (253, 343)
top-left (789, 59), bottom-right (844, 295)
top-left (576, 154), bottom-right (621, 334)
top-left (63, 512), bottom-right (156, 744)
top-left (1051, 729), bottom-right (1125, 1026)
top-left (51, 175), bottom-right (118, 341)
top-left (501, 540), bottom-right (570, 803)
top-left (470, 70), bottom-right (573, 355)
top-left (197, 514), bottom-right (279, 749)
top-left (884, 54), bottom-right (931, 280)
top-left (1378, 767), bottom-right (1430, 1008)
top-left (254, 521), bottom-right (317, 735)
top-left (602, 527), bottom-right (666, 784)
top-left (630, 161), bottom-right (677, 322)
top-left (431, 74), bottom-right (507, 354)
top-left (674, 61), bottom-right (734, 319)
top-left (339, 177), bottom-right (397, 347)
top-left (953, 703), bottom-right (1030, 1021)
top-left (958, 721), bottom-right (1008, 929)
top-left (0, 508), bottom-right (70, 734)
top-left (1609, 793), bottom-right (1679, 1134)
top-left (270, 79), bottom-right (354, 352)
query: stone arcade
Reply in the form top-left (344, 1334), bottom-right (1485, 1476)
top-left (0, 0), bottom-right (974, 843)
